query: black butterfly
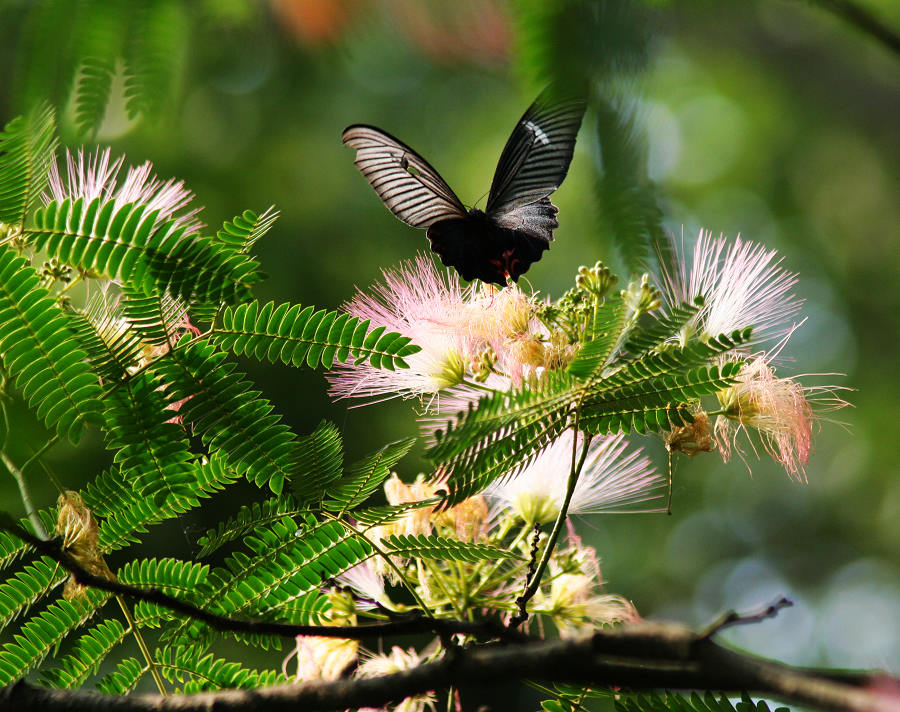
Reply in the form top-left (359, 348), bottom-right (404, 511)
top-left (342, 87), bottom-right (586, 288)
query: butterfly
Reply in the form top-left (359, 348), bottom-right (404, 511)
top-left (342, 87), bottom-right (586, 288)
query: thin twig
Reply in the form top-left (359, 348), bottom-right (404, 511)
top-left (701, 595), bottom-right (794, 638)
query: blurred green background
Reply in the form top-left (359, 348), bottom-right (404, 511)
top-left (0, 0), bottom-right (898, 692)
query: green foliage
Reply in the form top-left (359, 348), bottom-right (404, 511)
top-left (40, 619), bottom-right (128, 689)
top-left (382, 534), bottom-right (519, 563)
top-left (95, 657), bottom-right (144, 695)
top-left (214, 207), bottom-right (278, 255)
top-left (155, 646), bottom-right (284, 693)
top-left (92, 455), bottom-right (240, 553)
top-left (119, 285), bottom-right (190, 347)
top-left (71, 0), bottom-right (127, 136)
top-left (0, 102), bottom-right (57, 228)
top-left (615, 691), bottom-right (791, 712)
top-left (214, 299), bottom-right (420, 370)
top-left (30, 198), bottom-right (261, 305)
top-left (195, 496), bottom-right (302, 558)
top-left (11, 0), bottom-right (189, 133)
top-left (324, 437), bottom-right (416, 514)
top-left (153, 339), bottom-right (301, 495)
top-left (291, 420), bottom-right (345, 506)
top-left (593, 94), bottom-right (666, 276)
top-left (67, 299), bottom-right (144, 383)
top-left (566, 299), bottom-right (629, 380)
top-left (0, 557), bottom-right (67, 629)
top-left (429, 323), bottom-right (750, 504)
top-left (167, 517), bottom-right (364, 650)
top-left (104, 371), bottom-right (196, 504)
top-left (123, 0), bottom-right (189, 124)
top-left (0, 245), bottom-right (104, 442)
top-left (0, 590), bottom-right (107, 685)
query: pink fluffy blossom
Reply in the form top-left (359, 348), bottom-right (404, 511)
top-left (485, 431), bottom-right (666, 524)
top-left (45, 148), bottom-right (203, 235)
top-left (657, 230), bottom-right (802, 346)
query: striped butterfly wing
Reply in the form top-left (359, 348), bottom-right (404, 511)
top-left (342, 125), bottom-right (468, 229)
top-left (485, 88), bottom-right (586, 235)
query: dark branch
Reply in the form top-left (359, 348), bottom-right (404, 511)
top-left (0, 521), bottom-right (523, 643)
top-left (0, 623), bottom-right (894, 712)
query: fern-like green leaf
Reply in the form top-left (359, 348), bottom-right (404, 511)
top-left (153, 339), bottom-right (299, 494)
top-left (213, 299), bottom-right (420, 371)
top-left (567, 298), bottom-right (629, 379)
top-left (0, 245), bottom-right (104, 442)
top-left (195, 496), bottom-right (301, 558)
top-left (119, 284), bottom-right (190, 347)
top-left (123, 0), bottom-right (188, 122)
top-left (39, 619), bottom-right (127, 689)
top-left (324, 437), bottom-right (416, 514)
top-left (26, 198), bottom-right (258, 302)
top-left (290, 420), bottom-right (344, 507)
top-left (170, 518), bottom-right (367, 650)
top-left (580, 361), bottom-right (743, 435)
top-left (90, 454), bottom-right (240, 552)
top-left (71, 0), bottom-right (126, 136)
top-left (0, 557), bottom-right (66, 629)
top-left (382, 534), bottom-right (519, 563)
top-left (0, 589), bottom-right (106, 685)
top-left (214, 207), bottom-right (277, 254)
top-left (0, 510), bottom-right (55, 572)
top-left (119, 558), bottom-right (210, 629)
top-left (67, 300), bottom-right (143, 383)
top-left (95, 656), bottom-right (144, 695)
top-left (593, 94), bottom-right (665, 275)
top-left (0, 102), bottom-right (57, 228)
top-left (428, 372), bottom-right (579, 504)
top-left (104, 371), bottom-right (196, 505)
top-left (156, 646), bottom-right (284, 692)
top-left (12, 1), bottom-right (79, 113)
top-left (29, 198), bottom-right (261, 305)
top-left (615, 691), bottom-right (790, 712)
top-left (353, 499), bottom-right (442, 528)
top-left (624, 298), bottom-right (705, 356)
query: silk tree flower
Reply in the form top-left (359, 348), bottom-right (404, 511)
top-left (327, 257), bottom-right (554, 406)
top-left (356, 647), bottom-right (436, 712)
top-left (326, 255), bottom-right (476, 404)
top-left (282, 589), bottom-right (358, 682)
top-left (45, 147), bottom-right (203, 235)
top-left (485, 431), bottom-right (666, 525)
top-left (530, 534), bottom-right (639, 637)
top-left (657, 230), bottom-right (802, 346)
top-left (283, 633), bottom-right (357, 682)
top-left (335, 559), bottom-right (388, 611)
top-left (714, 355), bottom-right (848, 481)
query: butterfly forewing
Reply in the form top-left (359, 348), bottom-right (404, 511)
top-left (485, 88), bottom-right (586, 218)
top-left (342, 125), bottom-right (468, 228)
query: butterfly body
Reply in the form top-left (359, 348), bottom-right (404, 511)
top-left (343, 87), bottom-right (585, 288)
top-left (427, 208), bottom-right (551, 285)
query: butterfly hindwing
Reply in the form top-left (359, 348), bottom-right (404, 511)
top-left (485, 87), bottom-right (586, 228)
top-left (342, 125), bottom-right (467, 229)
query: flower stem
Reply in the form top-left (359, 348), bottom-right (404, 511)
top-left (511, 419), bottom-right (592, 627)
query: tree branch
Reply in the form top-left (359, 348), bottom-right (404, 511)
top-left (1, 623), bottom-right (896, 712)
top-left (0, 519), bottom-right (523, 643)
